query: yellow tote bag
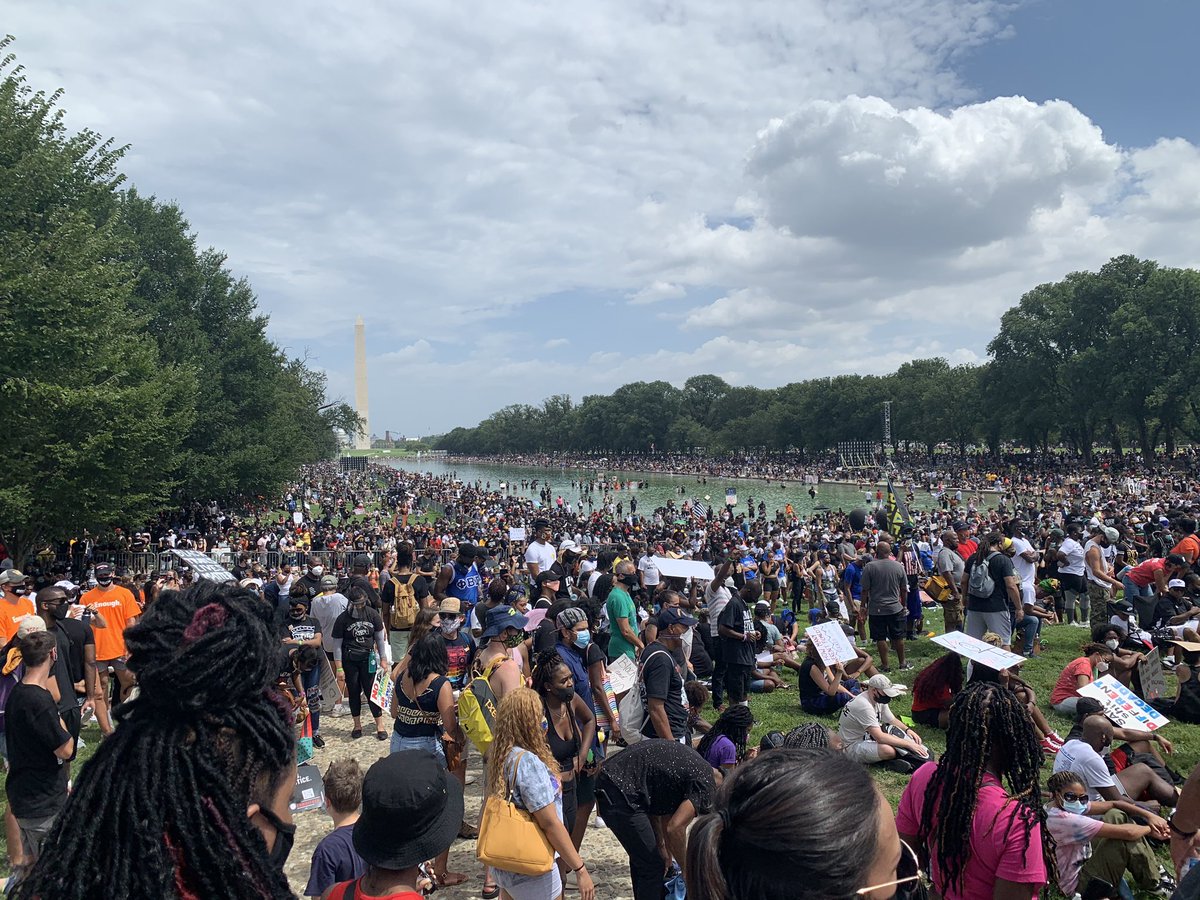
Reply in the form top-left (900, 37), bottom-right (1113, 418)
top-left (476, 750), bottom-right (555, 876)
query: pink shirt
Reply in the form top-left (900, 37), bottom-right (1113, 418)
top-left (1044, 806), bottom-right (1105, 896)
top-left (896, 764), bottom-right (1047, 900)
top-left (1127, 557), bottom-right (1166, 587)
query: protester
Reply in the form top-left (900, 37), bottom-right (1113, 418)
top-left (333, 585), bottom-right (389, 741)
top-left (860, 541), bottom-right (909, 671)
top-left (1044, 769), bottom-right (1172, 898)
top-left (323, 751), bottom-right (462, 900)
top-left (639, 605), bottom-right (693, 741)
top-left (80, 561), bottom-right (141, 736)
top-left (1053, 715), bottom-right (1179, 810)
top-left (1049, 642), bottom-right (1114, 715)
top-left (784, 722), bottom-right (843, 750)
top-left (910, 652), bottom-right (963, 730)
top-left (34, 585), bottom-right (98, 744)
top-left (305, 758), bottom-right (366, 898)
top-left (17, 581), bottom-right (297, 899)
top-left (688, 748), bottom-right (919, 900)
top-left (897, 682), bottom-right (1050, 900)
top-left (0, 570), bottom-right (35, 645)
top-left (963, 532), bottom-right (1022, 650)
top-left (595, 739), bottom-right (715, 900)
top-left (697, 704), bottom-right (755, 772)
top-left (837, 674), bottom-right (928, 770)
top-left (606, 560), bottom-right (643, 664)
top-left (486, 688), bottom-right (595, 900)
top-left (717, 581), bottom-right (758, 706)
top-left (797, 637), bottom-right (862, 715)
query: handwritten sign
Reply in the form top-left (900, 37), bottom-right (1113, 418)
top-left (931, 632), bottom-right (1025, 671)
top-left (1079, 675), bottom-right (1170, 732)
top-left (290, 763), bottom-right (326, 813)
top-left (370, 663), bottom-right (393, 711)
top-left (804, 621), bottom-right (858, 665)
top-left (166, 549), bottom-right (235, 583)
top-left (651, 556), bottom-right (715, 581)
top-left (509, 527), bottom-right (526, 542)
top-left (1139, 648), bottom-right (1167, 702)
top-left (607, 654), bottom-right (638, 696)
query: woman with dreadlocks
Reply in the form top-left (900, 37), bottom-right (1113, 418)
top-left (697, 704), bottom-right (755, 773)
top-left (896, 681), bottom-right (1052, 900)
top-left (16, 580), bottom-right (298, 900)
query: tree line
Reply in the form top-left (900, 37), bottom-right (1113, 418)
top-left (438, 255), bottom-right (1200, 461)
top-left (0, 43), bottom-right (358, 564)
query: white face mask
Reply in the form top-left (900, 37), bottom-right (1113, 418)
top-left (310, 566), bottom-right (324, 577)
top-left (1097, 661), bottom-right (1110, 674)
top-left (1105, 639), bottom-right (1119, 651)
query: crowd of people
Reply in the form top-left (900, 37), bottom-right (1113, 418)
top-left (5, 449), bottom-right (1200, 898)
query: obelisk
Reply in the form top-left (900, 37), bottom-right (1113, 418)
top-left (354, 317), bottom-right (370, 450)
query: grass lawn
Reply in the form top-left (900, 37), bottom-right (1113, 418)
top-left (743, 609), bottom-right (1193, 898)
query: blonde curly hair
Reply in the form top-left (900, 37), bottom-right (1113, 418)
top-left (486, 687), bottom-right (560, 798)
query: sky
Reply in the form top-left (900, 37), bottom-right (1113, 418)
top-left (9, 0), bottom-right (1200, 437)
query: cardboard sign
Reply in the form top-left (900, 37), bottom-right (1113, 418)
top-left (1169, 640), bottom-right (1200, 654)
top-left (166, 549), bottom-right (235, 583)
top-left (804, 621), bottom-right (858, 665)
top-left (318, 654), bottom-right (343, 713)
top-left (370, 663), bottom-right (393, 711)
top-left (290, 763), bottom-right (326, 813)
top-left (1079, 675), bottom-right (1170, 732)
top-left (930, 631), bottom-right (1025, 671)
top-left (1138, 649), bottom-right (1168, 702)
top-left (606, 654), bottom-right (638, 696)
top-left (651, 556), bottom-right (715, 581)
top-left (509, 527), bottom-right (526, 542)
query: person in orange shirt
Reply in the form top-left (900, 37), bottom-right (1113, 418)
top-left (0, 570), bottom-right (36, 644)
top-left (82, 563), bottom-right (142, 736)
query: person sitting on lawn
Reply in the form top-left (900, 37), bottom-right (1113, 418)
top-left (910, 652), bottom-right (962, 730)
top-left (1050, 643), bottom-right (1114, 716)
top-left (1091, 622), bottom-right (1144, 689)
top-left (797, 636), bottom-right (863, 715)
top-left (1054, 715), bottom-right (1179, 813)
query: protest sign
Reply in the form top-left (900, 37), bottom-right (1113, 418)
top-left (607, 654), bottom-right (638, 696)
top-left (804, 621), bottom-right (858, 665)
top-left (509, 527), bottom-right (526, 542)
top-left (318, 654), bottom-right (343, 714)
top-left (725, 488), bottom-right (737, 507)
top-left (167, 549), bottom-right (234, 583)
top-left (1139, 648), bottom-right (1168, 701)
top-left (1079, 675), bottom-right (1170, 732)
top-left (293, 511), bottom-right (303, 525)
top-left (931, 631), bottom-right (1024, 671)
top-left (523, 608), bottom-right (548, 631)
top-left (290, 763), bottom-right (326, 813)
top-left (651, 556), bottom-right (715, 581)
top-left (370, 662), bottom-right (393, 711)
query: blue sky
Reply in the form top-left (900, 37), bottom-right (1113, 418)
top-left (9, 1), bottom-right (1200, 437)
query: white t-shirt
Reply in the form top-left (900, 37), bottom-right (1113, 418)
top-left (1058, 538), bottom-right (1086, 577)
top-left (638, 555), bottom-right (661, 587)
top-left (838, 693), bottom-right (897, 749)
top-left (1053, 739), bottom-right (1119, 802)
top-left (1083, 540), bottom-right (1109, 586)
top-left (524, 540), bottom-right (556, 574)
top-left (1011, 537), bottom-right (1036, 587)
top-left (705, 582), bottom-right (731, 637)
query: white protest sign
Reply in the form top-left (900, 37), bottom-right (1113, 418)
top-left (804, 621), bottom-right (858, 665)
top-left (651, 556), bottom-right (715, 581)
top-left (167, 549), bottom-right (235, 583)
top-left (1078, 675), bottom-right (1170, 732)
top-left (318, 655), bottom-right (343, 713)
top-left (293, 511), bottom-right (303, 525)
top-left (1139, 648), bottom-right (1167, 702)
top-left (509, 527), bottom-right (526, 542)
top-left (931, 631), bottom-right (1024, 671)
top-left (606, 654), bottom-right (638, 696)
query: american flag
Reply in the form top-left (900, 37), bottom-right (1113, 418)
top-left (691, 498), bottom-right (710, 522)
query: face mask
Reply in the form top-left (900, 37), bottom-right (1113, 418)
top-left (290, 609), bottom-right (305, 620)
top-left (97, 577), bottom-right (113, 587)
top-left (310, 566), bottom-right (324, 577)
top-left (440, 620), bottom-right (460, 636)
top-left (1097, 661), bottom-right (1110, 673)
top-left (258, 806), bottom-right (296, 869)
top-left (573, 630), bottom-right (591, 650)
top-left (1063, 799), bottom-right (1089, 815)
top-left (554, 685), bottom-right (575, 703)
top-left (1105, 639), bottom-right (1119, 651)
top-left (619, 574), bottom-right (638, 586)
top-left (504, 632), bottom-right (525, 649)
top-left (876, 694), bottom-right (893, 705)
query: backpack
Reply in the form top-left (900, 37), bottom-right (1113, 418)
top-left (389, 573), bottom-right (419, 630)
top-left (616, 650), bottom-right (673, 745)
top-left (967, 552), bottom-right (999, 599)
top-left (458, 656), bottom-right (504, 757)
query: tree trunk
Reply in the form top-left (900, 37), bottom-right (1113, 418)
top-left (1106, 419), bottom-right (1123, 457)
top-left (1167, 425), bottom-right (1177, 456)
top-left (1138, 419), bottom-right (1153, 457)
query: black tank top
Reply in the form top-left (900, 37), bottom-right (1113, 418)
top-left (543, 698), bottom-right (580, 772)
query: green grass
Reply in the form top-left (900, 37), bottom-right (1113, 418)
top-left (741, 611), bottom-right (1193, 898)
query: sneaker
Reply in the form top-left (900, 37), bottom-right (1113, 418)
top-left (898, 663), bottom-right (914, 671)
top-left (330, 703), bottom-right (351, 718)
top-left (1039, 737), bottom-right (1060, 755)
top-left (594, 815), bottom-right (607, 829)
top-left (465, 773), bottom-right (477, 785)
top-left (312, 734), bottom-right (325, 749)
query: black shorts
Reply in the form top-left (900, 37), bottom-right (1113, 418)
top-left (911, 707), bottom-right (943, 728)
top-left (763, 577), bottom-right (780, 591)
top-left (868, 611), bottom-right (907, 642)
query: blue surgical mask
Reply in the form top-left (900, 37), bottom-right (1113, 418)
top-left (1063, 799), bottom-right (1089, 815)
top-left (573, 630), bottom-right (591, 650)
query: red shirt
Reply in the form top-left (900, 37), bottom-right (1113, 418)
top-left (1050, 657), bottom-right (1094, 705)
top-left (957, 539), bottom-right (978, 560)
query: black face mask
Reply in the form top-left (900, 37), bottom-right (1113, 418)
top-left (554, 685), bottom-right (575, 703)
top-left (876, 694), bottom-right (893, 705)
top-left (619, 574), bottom-right (638, 586)
top-left (258, 805), bottom-right (296, 869)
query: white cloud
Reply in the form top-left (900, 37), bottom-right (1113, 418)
top-left (8, 1), bottom-right (1200, 434)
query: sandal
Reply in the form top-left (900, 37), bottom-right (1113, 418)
top-left (434, 872), bottom-right (468, 888)
top-left (350, 727), bottom-right (363, 739)
top-left (376, 731), bottom-right (388, 742)
top-left (458, 821), bottom-right (479, 839)
top-left (482, 886), bottom-right (500, 899)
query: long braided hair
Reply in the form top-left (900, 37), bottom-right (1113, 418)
top-left (917, 681), bottom-right (1056, 895)
top-left (696, 704), bottom-right (754, 764)
top-left (16, 581), bottom-right (296, 900)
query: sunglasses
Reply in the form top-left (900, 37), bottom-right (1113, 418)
top-left (1060, 791), bottom-right (1088, 803)
top-left (856, 839), bottom-right (924, 897)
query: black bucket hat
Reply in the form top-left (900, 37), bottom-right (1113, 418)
top-left (352, 751), bottom-right (463, 869)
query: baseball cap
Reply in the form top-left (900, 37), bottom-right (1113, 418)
top-left (319, 574), bottom-right (339, 590)
top-left (1169, 578), bottom-right (1187, 589)
top-left (0, 569), bottom-right (27, 586)
top-left (438, 598), bottom-right (461, 616)
top-left (866, 674), bottom-right (907, 698)
top-left (16, 615), bottom-right (47, 639)
top-left (657, 607), bottom-right (698, 629)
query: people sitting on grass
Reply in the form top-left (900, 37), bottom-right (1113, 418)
top-left (1045, 769), bottom-right (1174, 899)
top-left (910, 652), bottom-right (962, 730)
top-left (797, 637), bottom-right (864, 715)
top-left (1090, 622), bottom-right (1145, 689)
top-left (1063, 697), bottom-right (1179, 789)
top-left (837, 674), bottom-right (929, 772)
top-left (1154, 642), bottom-right (1200, 723)
top-left (1054, 715), bottom-right (1179, 813)
top-left (1050, 642), bottom-right (1115, 716)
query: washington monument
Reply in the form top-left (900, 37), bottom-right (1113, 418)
top-left (354, 317), bottom-right (370, 450)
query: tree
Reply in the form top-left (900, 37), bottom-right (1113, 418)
top-left (0, 46), bottom-right (193, 563)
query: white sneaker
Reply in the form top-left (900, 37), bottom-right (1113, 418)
top-left (594, 815), bottom-right (606, 829)
top-left (330, 703), bottom-right (350, 718)
top-left (465, 773), bottom-right (477, 785)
